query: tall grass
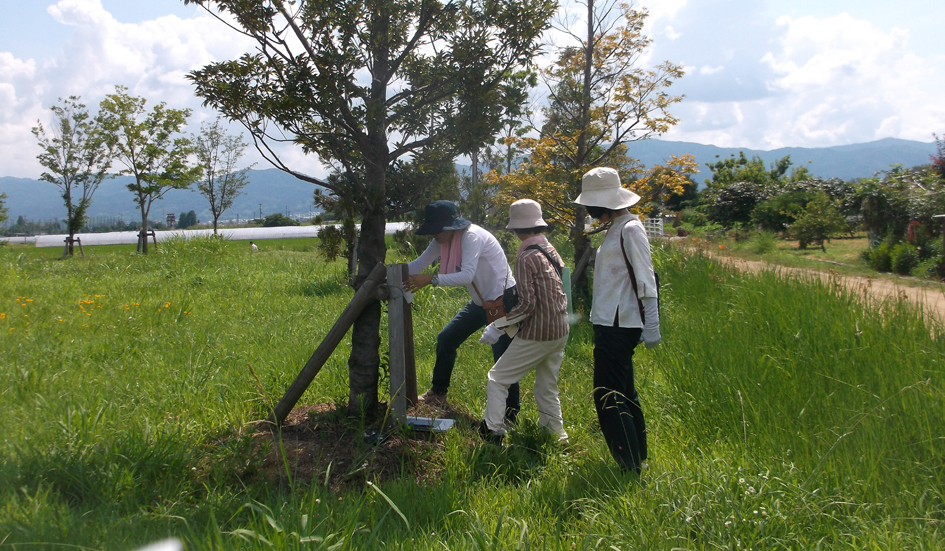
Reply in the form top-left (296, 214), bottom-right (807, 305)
top-left (1, 237), bottom-right (943, 549)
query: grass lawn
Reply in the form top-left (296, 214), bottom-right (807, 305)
top-left (1, 236), bottom-right (943, 549)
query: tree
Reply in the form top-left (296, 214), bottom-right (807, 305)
top-left (493, 0), bottom-right (684, 300)
top-left (0, 193), bottom-right (7, 226)
top-left (195, 118), bottom-right (253, 235)
top-left (98, 86), bottom-right (202, 254)
top-left (31, 96), bottom-right (112, 255)
top-left (177, 210), bottom-right (198, 229)
top-left (702, 152), bottom-right (810, 227)
top-left (185, 0), bottom-right (555, 412)
top-left (789, 192), bottom-right (848, 252)
top-left (262, 213), bottom-right (300, 227)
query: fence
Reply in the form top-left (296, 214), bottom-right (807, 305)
top-left (643, 217), bottom-right (664, 238)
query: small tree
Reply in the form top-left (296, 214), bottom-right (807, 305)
top-left (195, 118), bottom-right (253, 235)
top-left (790, 192), bottom-right (848, 252)
top-left (0, 193), bottom-right (8, 226)
top-left (177, 210), bottom-right (198, 229)
top-left (493, 0), bottom-right (684, 301)
top-left (31, 96), bottom-right (112, 255)
top-left (98, 86), bottom-right (202, 254)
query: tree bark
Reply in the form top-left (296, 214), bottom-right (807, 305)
top-left (570, 206), bottom-right (592, 308)
top-left (347, 204), bottom-right (387, 414)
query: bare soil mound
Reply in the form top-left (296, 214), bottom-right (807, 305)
top-left (251, 403), bottom-right (479, 491)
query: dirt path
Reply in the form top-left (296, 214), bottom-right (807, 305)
top-left (698, 249), bottom-right (945, 326)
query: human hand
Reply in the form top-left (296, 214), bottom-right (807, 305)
top-left (404, 273), bottom-right (433, 292)
top-left (479, 323), bottom-right (504, 345)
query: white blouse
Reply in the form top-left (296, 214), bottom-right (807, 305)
top-left (408, 224), bottom-right (515, 306)
top-left (589, 214), bottom-right (659, 328)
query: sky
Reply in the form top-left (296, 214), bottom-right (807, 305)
top-left (1, 0), bottom-right (943, 179)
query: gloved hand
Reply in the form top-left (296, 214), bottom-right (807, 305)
top-left (641, 297), bottom-right (661, 348)
top-left (479, 323), bottom-right (504, 345)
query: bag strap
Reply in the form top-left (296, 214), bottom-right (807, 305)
top-left (525, 244), bottom-right (563, 277)
top-left (618, 222), bottom-right (646, 324)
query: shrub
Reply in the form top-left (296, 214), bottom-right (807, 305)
top-left (262, 213), bottom-right (300, 227)
top-left (912, 257), bottom-right (943, 279)
top-left (751, 191), bottom-right (809, 233)
top-left (680, 208), bottom-right (708, 227)
top-left (890, 243), bottom-right (920, 275)
top-left (747, 230), bottom-right (779, 254)
top-left (317, 225), bottom-right (345, 262)
top-left (865, 239), bottom-right (893, 272)
top-left (789, 192), bottom-right (847, 251)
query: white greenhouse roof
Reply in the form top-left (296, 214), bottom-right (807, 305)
top-left (3, 222), bottom-right (413, 248)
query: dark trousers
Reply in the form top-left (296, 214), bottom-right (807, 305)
top-left (593, 324), bottom-right (647, 471)
top-left (431, 300), bottom-right (520, 414)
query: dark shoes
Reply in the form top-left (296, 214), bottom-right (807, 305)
top-left (478, 420), bottom-right (504, 445)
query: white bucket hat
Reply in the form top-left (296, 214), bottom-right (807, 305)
top-left (574, 167), bottom-right (641, 209)
top-left (506, 199), bottom-right (548, 230)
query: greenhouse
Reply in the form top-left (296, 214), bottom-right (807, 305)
top-left (1, 222), bottom-right (413, 247)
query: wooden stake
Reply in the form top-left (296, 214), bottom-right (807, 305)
top-left (402, 264), bottom-right (418, 406)
top-left (267, 262), bottom-right (388, 426)
top-left (387, 264), bottom-right (407, 424)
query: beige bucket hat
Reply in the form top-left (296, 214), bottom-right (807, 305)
top-left (574, 167), bottom-right (641, 209)
top-left (506, 199), bottom-right (548, 229)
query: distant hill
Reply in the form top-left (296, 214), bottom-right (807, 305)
top-left (0, 168), bottom-right (323, 223)
top-left (625, 137), bottom-right (938, 184)
top-left (2, 138), bottom-right (938, 220)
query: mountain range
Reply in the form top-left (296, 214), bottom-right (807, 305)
top-left (2, 138), bottom-right (938, 222)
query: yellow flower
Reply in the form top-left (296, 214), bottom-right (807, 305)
top-left (719, 245), bottom-right (724, 249)
top-left (164, 302), bottom-right (171, 308)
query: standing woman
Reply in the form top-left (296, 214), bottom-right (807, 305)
top-left (574, 167), bottom-right (661, 473)
top-left (480, 199), bottom-right (570, 443)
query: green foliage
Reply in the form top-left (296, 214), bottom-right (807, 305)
top-left (316, 225), bottom-right (345, 263)
top-left (176, 210), bottom-right (198, 229)
top-left (751, 191), bottom-right (810, 232)
top-left (746, 230), bottom-right (779, 254)
top-left (864, 238), bottom-right (894, 272)
top-left (31, 96), bottom-right (112, 247)
top-left (912, 256), bottom-right (943, 279)
top-left (262, 213), bottom-right (300, 227)
top-left (97, 85), bottom-right (201, 253)
top-left (0, 192), bottom-right (7, 225)
top-left (890, 243), bottom-right (920, 275)
top-left (789, 192), bottom-right (848, 251)
top-left (932, 133), bottom-right (945, 182)
top-left (194, 117), bottom-right (252, 234)
top-left (706, 180), bottom-right (769, 227)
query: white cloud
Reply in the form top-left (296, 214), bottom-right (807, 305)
top-left (0, 0), bottom-right (330, 179)
top-left (658, 5), bottom-right (945, 149)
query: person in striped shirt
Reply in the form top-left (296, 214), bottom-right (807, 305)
top-left (479, 199), bottom-right (570, 444)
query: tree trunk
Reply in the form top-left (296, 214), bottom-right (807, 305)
top-left (139, 189), bottom-right (149, 255)
top-left (570, 207), bottom-right (592, 308)
top-left (347, 204), bottom-right (386, 414)
top-left (65, 185), bottom-right (75, 256)
top-left (568, 0), bottom-right (595, 302)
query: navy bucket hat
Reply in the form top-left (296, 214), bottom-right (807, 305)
top-left (416, 200), bottom-right (471, 235)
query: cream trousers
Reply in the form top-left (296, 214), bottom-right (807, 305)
top-left (483, 335), bottom-right (569, 439)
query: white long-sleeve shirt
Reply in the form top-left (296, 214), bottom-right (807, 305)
top-left (590, 213), bottom-right (659, 328)
top-left (407, 224), bottom-right (515, 306)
